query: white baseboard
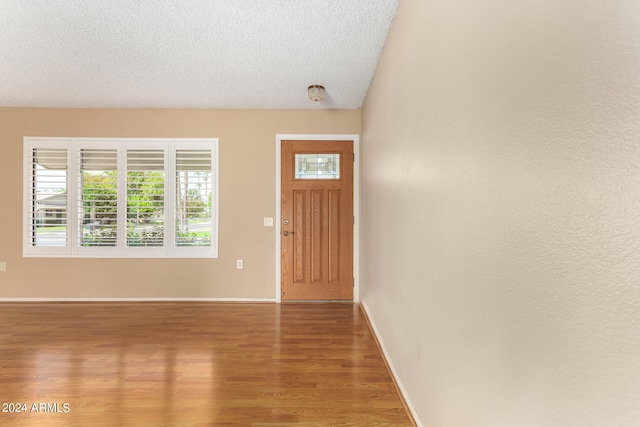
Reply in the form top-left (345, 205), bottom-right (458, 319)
top-left (0, 297), bottom-right (276, 302)
top-left (361, 300), bottom-right (423, 427)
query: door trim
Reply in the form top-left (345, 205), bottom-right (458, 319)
top-left (275, 134), bottom-right (360, 303)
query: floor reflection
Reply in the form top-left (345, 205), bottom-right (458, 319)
top-left (0, 302), bottom-right (412, 426)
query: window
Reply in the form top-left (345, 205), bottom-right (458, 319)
top-left (295, 153), bottom-right (341, 179)
top-left (24, 138), bottom-right (218, 258)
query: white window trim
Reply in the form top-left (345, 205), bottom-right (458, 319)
top-left (23, 137), bottom-right (219, 258)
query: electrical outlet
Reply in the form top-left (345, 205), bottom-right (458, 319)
top-left (264, 217), bottom-right (274, 227)
top-left (0, 262), bottom-right (6, 272)
top-left (236, 259), bottom-right (243, 269)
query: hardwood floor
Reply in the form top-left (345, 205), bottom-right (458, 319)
top-left (0, 302), bottom-right (414, 426)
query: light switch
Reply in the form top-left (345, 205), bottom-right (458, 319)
top-left (264, 217), bottom-right (274, 227)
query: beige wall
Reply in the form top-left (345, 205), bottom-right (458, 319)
top-left (361, 0), bottom-right (640, 426)
top-left (0, 108), bottom-right (359, 298)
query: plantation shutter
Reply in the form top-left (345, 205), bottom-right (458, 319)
top-left (175, 150), bottom-right (212, 247)
top-left (79, 149), bottom-right (118, 247)
top-left (29, 148), bottom-right (68, 247)
top-left (126, 150), bottom-right (165, 247)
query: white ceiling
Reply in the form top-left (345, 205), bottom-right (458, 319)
top-left (0, 0), bottom-right (399, 109)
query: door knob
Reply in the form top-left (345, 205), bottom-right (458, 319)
top-left (283, 231), bottom-right (295, 236)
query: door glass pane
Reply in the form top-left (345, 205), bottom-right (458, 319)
top-left (295, 154), bottom-right (340, 179)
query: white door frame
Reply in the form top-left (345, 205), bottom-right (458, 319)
top-left (275, 134), bottom-right (360, 303)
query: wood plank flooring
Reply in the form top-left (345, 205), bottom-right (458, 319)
top-left (0, 302), bottom-right (414, 426)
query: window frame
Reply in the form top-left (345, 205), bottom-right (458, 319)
top-left (23, 137), bottom-right (219, 258)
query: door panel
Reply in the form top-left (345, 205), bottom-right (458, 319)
top-left (293, 190), bottom-right (305, 283)
top-left (310, 189), bottom-right (324, 283)
top-left (281, 140), bottom-right (353, 301)
top-left (328, 189), bottom-right (341, 283)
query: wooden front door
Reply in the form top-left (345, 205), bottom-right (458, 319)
top-left (281, 140), bottom-right (354, 301)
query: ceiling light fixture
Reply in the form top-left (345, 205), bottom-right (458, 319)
top-left (308, 85), bottom-right (325, 102)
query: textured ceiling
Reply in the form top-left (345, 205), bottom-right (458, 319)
top-left (0, 0), bottom-right (399, 109)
